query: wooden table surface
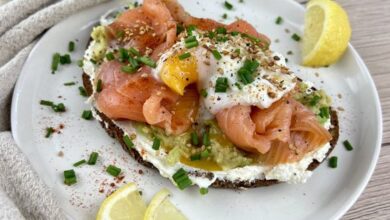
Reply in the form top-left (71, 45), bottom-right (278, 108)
top-left (296, 0), bottom-right (390, 219)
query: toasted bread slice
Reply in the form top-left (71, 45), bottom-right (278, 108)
top-left (82, 73), bottom-right (339, 188)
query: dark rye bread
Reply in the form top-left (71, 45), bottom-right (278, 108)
top-left (82, 73), bottom-right (339, 188)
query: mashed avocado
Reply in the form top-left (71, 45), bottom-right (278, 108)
top-left (135, 122), bottom-right (252, 171)
top-left (294, 81), bottom-right (332, 124)
top-left (91, 26), bottom-right (108, 62)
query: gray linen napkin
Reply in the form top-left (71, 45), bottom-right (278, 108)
top-left (0, 0), bottom-right (109, 219)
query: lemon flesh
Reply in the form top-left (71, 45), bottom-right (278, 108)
top-left (302, 0), bottom-right (351, 67)
top-left (144, 189), bottom-right (187, 220)
top-left (96, 183), bottom-right (147, 220)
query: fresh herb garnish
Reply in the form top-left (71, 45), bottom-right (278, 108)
top-left (216, 27), bottom-right (227, 35)
top-left (129, 47), bottom-right (141, 56)
top-left (68, 41), bottom-right (75, 52)
top-left (64, 82), bottom-right (76, 86)
top-left (319, 107), bottom-right (329, 119)
top-left (105, 52), bottom-right (115, 61)
top-left (202, 131), bottom-right (211, 146)
top-left (215, 77), bottom-right (229, 93)
top-left (40, 100), bottom-right (54, 106)
top-left (59, 54), bottom-right (71, 64)
top-left (186, 25), bottom-right (197, 36)
top-left (152, 137), bottom-right (161, 150)
top-left (81, 110), bottom-right (93, 120)
top-left (137, 56), bottom-right (157, 68)
top-left (224, 1), bottom-right (233, 10)
top-left (118, 48), bottom-right (129, 62)
top-left (73, 159), bottom-right (86, 167)
top-left (121, 65), bottom-right (137, 74)
top-left (343, 140), bottom-right (353, 151)
top-left (106, 165), bottom-right (121, 177)
top-left (77, 59), bottom-right (84, 67)
top-left (292, 33), bottom-right (301, 41)
top-left (329, 156), bottom-right (338, 168)
top-left (123, 135), bottom-right (134, 149)
top-left (87, 152), bottom-right (99, 165)
top-left (199, 187), bottom-right (208, 195)
top-left (51, 53), bottom-right (61, 73)
top-left (200, 89), bottom-right (208, 97)
top-left (191, 132), bottom-right (199, 146)
top-left (172, 168), bottom-right (192, 190)
top-left (178, 52), bottom-right (191, 60)
top-left (45, 127), bottom-right (55, 138)
top-left (96, 79), bottom-right (103, 93)
top-left (275, 16), bottom-right (283, 25)
top-left (222, 13), bottom-right (228, 19)
top-left (64, 169), bottom-right (77, 186)
top-left (79, 86), bottom-right (88, 97)
top-left (211, 49), bottom-right (222, 60)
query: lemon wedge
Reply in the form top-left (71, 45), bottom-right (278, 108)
top-left (144, 189), bottom-right (187, 220)
top-left (96, 183), bottom-right (147, 220)
top-left (302, 0), bottom-right (351, 67)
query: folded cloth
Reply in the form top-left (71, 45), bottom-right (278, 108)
top-left (0, 0), bottom-right (109, 219)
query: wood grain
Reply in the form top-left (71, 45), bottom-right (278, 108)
top-left (296, 0), bottom-right (390, 219)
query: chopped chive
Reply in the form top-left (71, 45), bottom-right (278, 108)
top-left (96, 79), bottom-right (103, 93)
top-left (128, 56), bottom-right (140, 69)
top-left (309, 95), bottom-right (321, 106)
top-left (123, 135), bottom-right (134, 149)
top-left (90, 58), bottom-right (97, 64)
top-left (224, 1), bottom-right (233, 10)
top-left (106, 165), bottom-right (121, 177)
top-left (343, 140), bottom-right (353, 151)
top-left (116, 30), bottom-right (124, 39)
top-left (45, 127), bottom-right (55, 138)
top-left (52, 103), bottom-right (66, 112)
top-left (121, 65), bottom-right (136, 74)
top-left (275, 16), bottom-right (283, 25)
top-left (81, 110), bottom-right (93, 120)
top-left (216, 27), bottom-right (227, 35)
top-left (51, 53), bottom-right (61, 73)
top-left (243, 59), bottom-right (260, 72)
top-left (186, 25), bottom-right (197, 35)
top-left (152, 137), bottom-right (160, 150)
top-left (185, 40), bottom-right (199, 49)
top-left (190, 154), bottom-right (201, 161)
top-left (211, 49), bottom-right (222, 60)
top-left (238, 68), bottom-right (254, 85)
top-left (191, 132), bottom-right (199, 146)
top-left (200, 149), bottom-right (210, 158)
top-left (200, 89), bottom-right (208, 98)
top-left (235, 82), bottom-right (243, 90)
top-left (216, 36), bottom-right (228, 42)
top-left (215, 77), bottom-right (229, 93)
top-left (329, 156), bottom-right (338, 168)
top-left (105, 52), bottom-right (115, 61)
top-left (230, 31), bottom-right (239, 36)
top-left (64, 82), bottom-right (76, 86)
top-left (77, 59), bottom-right (84, 67)
top-left (178, 52), bottom-right (191, 60)
top-left (73, 159), bottom-right (86, 167)
top-left (207, 31), bottom-right (215, 39)
top-left (79, 86), bottom-right (88, 97)
top-left (59, 54), bottom-right (71, 64)
top-left (64, 170), bottom-right (77, 186)
top-left (177, 178), bottom-right (192, 190)
top-left (40, 100), bottom-right (53, 106)
top-left (319, 107), bottom-right (329, 119)
top-left (118, 48), bottom-right (129, 62)
top-left (87, 152), bottom-right (99, 165)
top-left (199, 187), bottom-right (208, 195)
top-left (185, 35), bottom-right (197, 43)
top-left (292, 33), bottom-right (301, 41)
top-left (176, 24), bottom-right (184, 35)
top-left (173, 168), bottom-right (186, 181)
top-left (172, 168), bottom-right (192, 190)
top-left (129, 47), bottom-right (140, 56)
top-left (222, 13), bottom-right (228, 19)
top-left (68, 41), bottom-right (75, 52)
top-left (137, 56), bottom-right (157, 68)
top-left (202, 131), bottom-right (210, 146)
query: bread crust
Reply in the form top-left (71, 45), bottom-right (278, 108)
top-left (82, 73), bottom-right (339, 188)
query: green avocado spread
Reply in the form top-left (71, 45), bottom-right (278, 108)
top-left (134, 81), bottom-right (331, 172)
top-left (90, 26), bottom-right (108, 62)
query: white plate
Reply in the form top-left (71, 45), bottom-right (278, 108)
top-left (11, 0), bottom-right (382, 219)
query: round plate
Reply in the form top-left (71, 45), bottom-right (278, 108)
top-left (11, 0), bottom-right (382, 219)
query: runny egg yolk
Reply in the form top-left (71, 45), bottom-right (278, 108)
top-left (160, 53), bottom-right (198, 95)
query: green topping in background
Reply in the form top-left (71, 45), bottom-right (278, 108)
top-left (294, 81), bottom-right (332, 124)
top-left (90, 26), bottom-right (108, 62)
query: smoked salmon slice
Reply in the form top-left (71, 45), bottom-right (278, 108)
top-left (216, 98), bottom-right (332, 164)
top-left (106, 0), bottom-right (177, 55)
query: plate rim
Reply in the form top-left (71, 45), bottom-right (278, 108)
top-left (10, 0), bottom-right (383, 219)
